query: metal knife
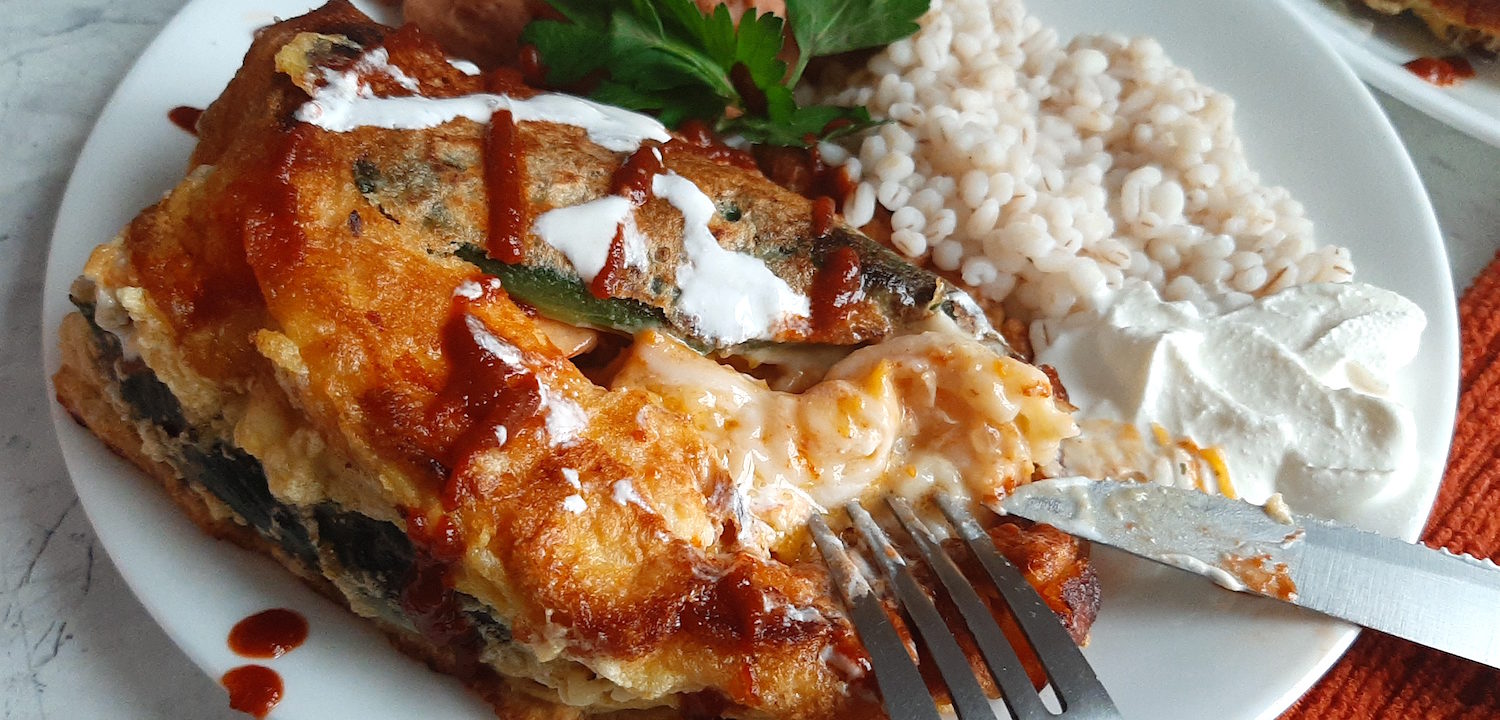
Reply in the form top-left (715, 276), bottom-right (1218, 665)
top-left (998, 476), bottom-right (1500, 669)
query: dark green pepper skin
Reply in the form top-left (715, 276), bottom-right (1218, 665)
top-left (74, 295), bottom-right (514, 646)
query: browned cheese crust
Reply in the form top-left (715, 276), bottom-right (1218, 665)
top-left (53, 2), bottom-right (1101, 718)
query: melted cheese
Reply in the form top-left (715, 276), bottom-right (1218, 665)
top-left (612, 317), bottom-right (1078, 552)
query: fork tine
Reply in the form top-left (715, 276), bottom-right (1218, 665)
top-left (886, 496), bottom-right (1051, 720)
top-left (937, 493), bottom-right (1117, 713)
top-left (845, 501), bottom-right (999, 720)
top-left (808, 514), bottom-right (945, 720)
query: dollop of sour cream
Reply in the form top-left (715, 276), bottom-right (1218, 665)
top-left (1032, 281), bottom-right (1425, 520)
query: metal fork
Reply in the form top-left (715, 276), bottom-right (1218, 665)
top-left (809, 494), bottom-right (1121, 720)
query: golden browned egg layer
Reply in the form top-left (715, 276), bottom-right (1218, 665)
top-left (53, 2), bottom-right (1097, 718)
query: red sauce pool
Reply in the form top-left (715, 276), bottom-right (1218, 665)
top-left (228, 608), bottom-right (309, 659)
top-left (1403, 55), bottom-right (1475, 87)
top-left (753, 144), bottom-right (856, 204)
top-left (167, 105), bottom-right (203, 135)
top-left (675, 119), bottom-right (759, 170)
top-left (222, 665), bottom-right (283, 718)
top-left (433, 277), bottom-right (546, 509)
top-left (613, 144), bottom-right (665, 204)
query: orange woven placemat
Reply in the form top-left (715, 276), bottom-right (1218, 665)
top-left (1279, 255), bottom-right (1500, 719)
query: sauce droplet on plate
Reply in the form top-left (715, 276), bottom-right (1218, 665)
top-left (1403, 55), bottom-right (1475, 87)
top-left (228, 608), bottom-right (309, 659)
top-left (222, 664), bottom-right (283, 718)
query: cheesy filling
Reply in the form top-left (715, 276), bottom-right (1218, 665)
top-left (612, 316), bottom-right (1079, 553)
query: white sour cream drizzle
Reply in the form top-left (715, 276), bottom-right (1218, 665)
top-left (819, 643), bottom-right (866, 679)
top-left (459, 282), bottom-right (589, 447)
top-left (653, 172), bottom-right (811, 344)
top-left (445, 57), bottom-right (481, 76)
top-left (1032, 280), bottom-right (1425, 521)
top-left (299, 49), bottom-right (807, 345)
top-left (294, 49), bottom-right (670, 152)
top-left (532, 171), bottom-right (809, 344)
top-left (530, 196), bottom-right (649, 282)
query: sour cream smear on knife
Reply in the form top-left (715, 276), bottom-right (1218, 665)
top-left (1032, 281), bottom-right (1425, 521)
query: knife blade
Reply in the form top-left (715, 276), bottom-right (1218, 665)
top-left (998, 476), bottom-right (1500, 669)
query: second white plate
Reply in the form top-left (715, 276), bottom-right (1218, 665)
top-left (1286, 0), bottom-right (1500, 148)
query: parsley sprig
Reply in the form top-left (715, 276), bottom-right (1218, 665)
top-left (522, 0), bottom-right (928, 147)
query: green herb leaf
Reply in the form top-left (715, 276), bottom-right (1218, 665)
top-left (543, 0), bottom-right (609, 26)
top-left (591, 80), bottom-right (727, 127)
top-left (785, 0), bottom-right (928, 84)
top-left (728, 9), bottom-right (788, 90)
top-left (521, 20), bottom-right (605, 86)
top-left (724, 103), bottom-right (878, 146)
top-left (523, 0), bottom-right (926, 147)
top-left (608, 13), bottom-right (731, 96)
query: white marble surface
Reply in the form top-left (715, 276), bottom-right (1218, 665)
top-left (1, 1), bottom-right (1498, 719)
top-left (2, 4), bottom-right (238, 718)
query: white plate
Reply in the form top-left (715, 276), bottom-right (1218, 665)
top-left (1285, 0), bottom-right (1500, 148)
top-left (41, 1), bottom-right (1458, 719)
